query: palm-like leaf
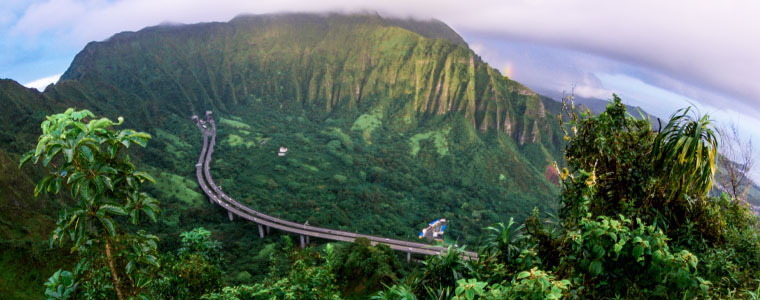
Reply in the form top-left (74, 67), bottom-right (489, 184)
top-left (652, 107), bottom-right (718, 198)
top-left (485, 217), bottom-right (526, 263)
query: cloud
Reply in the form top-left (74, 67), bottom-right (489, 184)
top-left (574, 84), bottom-right (612, 100)
top-left (24, 73), bottom-right (61, 90)
top-left (6, 1), bottom-right (759, 107)
top-left (9, 0), bottom-right (93, 37)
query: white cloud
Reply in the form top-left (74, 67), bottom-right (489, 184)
top-left (7, 1), bottom-right (760, 106)
top-left (10, 0), bottom-right (94, 36)
top-left (574, 85), bottom-right (612, 100)
top-left (24, 73), bottom-right (61, 90)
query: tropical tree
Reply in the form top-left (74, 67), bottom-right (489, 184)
top-left (652, 107), bottom-right (719, 199)
top-left (485, 217), bottom-right (526, 265)
top-left (20, 108), bottom-right (160, 300)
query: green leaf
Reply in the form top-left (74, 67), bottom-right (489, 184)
top-left (517, 271), bottom-right (531, 280)
top-left (108, 143), bottom-right (118, 159)
top-left (130, 210), bottom-right (139, 224)
top-left (49, 177), bottom-right (62, 194)
top-left (66, 172), bottom-right (85, 184)
top-left (613, 243), bottom-right (623, 255)
top-left (80, 181), bottom-right (92, 201)
top-left (130, 136), bottom-right (147, 147)
top-left (73, 121), bottom-right (87, 133)
top-left (87, 118), bottom-right (113, 131)
top-left (42, 145), bottom-right (62, 167)
top-left (63, 147), bottom-right (74, 163)
top-left (35, 135), bottom-right (52, 156)
top-left (142, 206), bottom-right (157, 223)
top-left (133, 171), bottom-right (155, 184)
top-left (131, 132), bottom-right (151, 140)
top-left (589, 260), bottom-right (603, 276)
top-left (455, 285), bottom-right (465, 296)
top-left (35, 176), bottom-right (53, 197)
top-left (79, 146), bottom-right (94, 163)
top-left (99, 204), bottom-right (127, 216)
top-left (101, 176), bottom-right (113, 191)
top-left (143, 254), bottom-right (158, 266)
top-left (93, 177), bottom-right (104, 194)
top-left (592, 244), bottom-right (606, 258)
top-left (98, 216), bottom-right (116, 236)
top-left (18, 151), bottom-right (34, 169)
top-left (465, 288), bottom-right (474, 300)
top-left (633, 245), bottom-right (644, 259)
top-left (125, 260), bottom-right (134, 274)
top-left (99, 166), bottom-right (118, 174)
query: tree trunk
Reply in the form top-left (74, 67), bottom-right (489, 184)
top-left (105, 240), bottom-right (126, 300)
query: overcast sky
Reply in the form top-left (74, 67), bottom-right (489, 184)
top-left (2, 0), bottom-right (759, 181)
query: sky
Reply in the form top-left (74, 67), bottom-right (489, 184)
top-left (1, 0), bottom-right (759, 181)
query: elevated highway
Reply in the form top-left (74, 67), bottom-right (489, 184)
top-left (193, 111), bottom-right (477, 260)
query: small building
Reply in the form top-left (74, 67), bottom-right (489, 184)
top-left (419, 219), bottom-right (447, 242)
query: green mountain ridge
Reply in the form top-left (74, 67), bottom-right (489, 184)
top-left (58, 13), bottom-right (557, 144)
top-left (0, 13), bottom-right (566, 297)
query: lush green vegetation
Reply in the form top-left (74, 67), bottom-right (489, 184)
top-left (1, 13), bottom-right (759, 299)
top-left (25, 95), bottom-right (760, 299)
top-left (193, 96), bottom-right (760, 299)
top-left (0, 14), bottom-right (564, 297)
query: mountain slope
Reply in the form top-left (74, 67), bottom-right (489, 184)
top-left (0, 13), bottom-right (565, 296)
top-left (46, 13), bottom-right (565, 229)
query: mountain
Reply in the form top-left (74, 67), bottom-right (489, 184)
top-left (0, 13), bottom-right (565, 296)
top-left (48, 12), bottom-right (566, 225)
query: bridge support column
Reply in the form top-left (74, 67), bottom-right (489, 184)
top-left (209, 198), bottom-right (213, 204)
top-left (258, 224), bottom-right (264, 238)
top-left (306, 236), bottom-right (310, 244)
top-left (300, 235), bottom-right (305, 248)
top-left (407, 252), bottom-right (411, 263)
top-left (266, 226), bottom-right (270, 234)
top-left (227, 211), bottom-right (234, 221)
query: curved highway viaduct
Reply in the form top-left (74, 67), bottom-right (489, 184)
top-left (193, 111), bottom-right (478, 261)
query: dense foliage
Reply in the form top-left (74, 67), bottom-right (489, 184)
top-left (0, 14), bottom-right (564, 297)
top-left (2, 13), bottom-right (760, 299)
top-left (363, 95), bottom-right (760, 299)
top-left (9, 93), bottom-right (760, 300)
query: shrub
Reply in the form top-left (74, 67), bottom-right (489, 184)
top-left (562, 215), bottom-right (708, 298)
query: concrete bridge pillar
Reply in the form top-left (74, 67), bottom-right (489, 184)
top-left (306, 236), bottom-right (310, 244)
top-left (227, 211), bottom-right (234, 221)
top-left (407, 252), bottom-right (411, 263)
top-left (266, 226), bottom-right (270, 234)
top-left (300, 235), bottom-right (305, 248)
top-left (258, 224), bottom-right (265, 238)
